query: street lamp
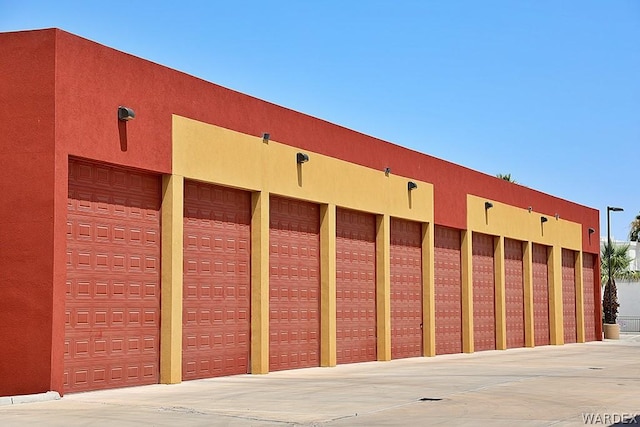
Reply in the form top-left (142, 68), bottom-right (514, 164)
top-left (607, 206), bottom-right (624, 284)
top-left (604, 206), bottom-right (624, 338)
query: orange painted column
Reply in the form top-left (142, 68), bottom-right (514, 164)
top-left (160, 174), bottom-right (184, 384)
top-left (320, 203), bottom-right (337, 367)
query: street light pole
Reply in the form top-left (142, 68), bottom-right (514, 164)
top-left (607, 206), bottom-right (624, 285)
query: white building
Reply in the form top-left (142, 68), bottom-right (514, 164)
top-left (602, 239), bottom-right (640, 331)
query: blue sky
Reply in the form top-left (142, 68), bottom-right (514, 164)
top-left (2, 0), bottom-right (638, 241)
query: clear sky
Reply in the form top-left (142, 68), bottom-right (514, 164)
top-left (2, 1), bottom-right (638, 241)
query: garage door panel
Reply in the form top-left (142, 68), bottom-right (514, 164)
top-left (270, 197), bottom-right (320, 371)
top-left (434, 226), bottom-right (462, 355)
top-left (65, 159), bottom-right (161, 393)
top-left (391, 218), bottom-right (423, 359)
top-left (504, 238), bottom-right (525, 349)
top-left (532, 244), bottom-right (550, 346)
top-left (582, 253), bottom-right (597, 342)
top-left (473, 233), bottom-right (495, 352)
top-left (182, 181), bottom-right (251, 381)
top-left (562, 249), bottom-right (577, 344)
top-left (336, 208), bottom-right (377, 364)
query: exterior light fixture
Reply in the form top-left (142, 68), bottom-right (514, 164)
top-left (588, 227), bottom-right (595, 235)
top-left (384, 167), bottom-right (391, 176)
top-left (485, 202), bottom-right (493, 210)
top-left (262, 133), bottom-right (270, 143)
top-left (528, 206), bottom-right (532, 213)
top-left (118, 106), bottom-right (135, 121)
top-left (555, 213), bottom-right (560, 220)
top-left (541, 216), bottom-right (548, 223)
top-left (408, 181), bottom-right (418, 191)
top-left (296, 152), bottom-right (309, 164)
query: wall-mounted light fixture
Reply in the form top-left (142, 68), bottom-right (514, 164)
top-left (384, 167), bottom-right (391, 176)
top-left (118, 106), bottom-right (135, 121)
top-left (528, 206), bottom-right (532, 213)
top-left (296, 152), bottom-right (309, 164)
top-left (555, 213), bottom-right (560, 220)
top-left (485, 202), bottom-right (493, 210)
top-left (541, 216), bottom-right (548, 223)
top-left (408, 181), bottom-right (418, 191)
top-left (588, 227), bottom-right (595, 235)
top-left (262, 133), bottom-right (270, 143)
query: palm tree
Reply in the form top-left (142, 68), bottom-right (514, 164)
top-left (496, 173), bottom-right (516, 183)
top-left (601, 242), bottom-right (640, 324)
top-left (629, 213), bottom-right (640, 242)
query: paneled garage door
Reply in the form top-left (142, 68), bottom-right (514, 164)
top-left (434, 226), bottom-right (462, 355)
top-left (472, 233), bottom-right (495, 352)
top-left (65, 159), bottom-right (161, 393)
top-left (336, 208), bottom-right (376, 364)
top-left (269, 197), bottom-right (320, 371)
top-left (390, 218), bottom-right (423, 359)
top-left (562, 249), bottom-right (577, 344)
top-left (582, 253), bottom-right (597, 342)
top-left (504, 238), bottom-right (525, 349)
top-left (532, 244), bottom-right (550, 346)
top-left (182, 181), bottom-right (251, 380)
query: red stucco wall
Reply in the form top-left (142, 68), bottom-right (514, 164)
top-left (0, 30), bottom-right (57, 396)
top-left (52, 28), bottom-right (600, 254)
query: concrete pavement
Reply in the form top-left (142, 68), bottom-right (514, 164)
top-left (1, 335), bottom-right (639, 426)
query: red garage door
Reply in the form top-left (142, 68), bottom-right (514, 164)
top-left (182, 181), bottom-right (251, 380)
top-left (504, 238), bottom-right (525, 349)
top-left (434, 226), bottom-right (462, 355)
top-left (582, 253), bottom-right (597, 342)
top-left (532, 244), bottom-right (550, 346)
top-left (336, 208), bottom-right (376, 364)
top-left (269, 197), bottom-right (320, 371)
top-left (562, 249), bottom-right (577, 344)
top-left (472, 233), bottom-right (495, 351)
top-left (390, 218), bottom-right (423, 359)
top-left (65, 159), bottom-right (161, 393)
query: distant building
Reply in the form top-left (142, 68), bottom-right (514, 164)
top-left (602, 239), bottom-right (640, 331)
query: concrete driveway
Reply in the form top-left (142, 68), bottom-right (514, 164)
top-left (1, 335), bottom-right (639, 426)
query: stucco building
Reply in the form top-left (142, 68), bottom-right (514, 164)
top-left (0, 28), bottom-right (601, 397)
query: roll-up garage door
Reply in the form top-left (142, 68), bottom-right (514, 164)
top-left (582, 253), bottom-right (597, 342)
top-left (65, 159), bottom-right (161, 393)
top-left (472, 233), bottom-right (495, 351)
top-left (562, 249), bottom-right (577, 344)
top-left (434, 226), bottom-right (462, 355)
top-left (269, 197), bottom-right (320, 371)
top-left (390, 218), bottom-right (423, 359)
top-left (532, 244), bottom-right (550, 346)
top-left (504, 238), bottom-right (525, 349)
top-left (182, 181), bottom-right (251, 380)
top-left (336, 208), bottom-right (376, 364)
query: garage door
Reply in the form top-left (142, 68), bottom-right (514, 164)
top-left (562, 249), bottom-right (577, 344)
top-left (532, 244), bottom-right (550, 346)
top-left (434, 226), bottom-right (462, 355)
top-left (269, 197), bottom-right (320, 371)
top-left (504, 238), bottom-right (525, 349)
top-left (390, 218), bottom-right (423, 359)
top-left (582, 253), bottom-right (597, 342)
top-left (182, 181), bottom-right (251, 380)
top-left (472, 233), bottom-right (495, 351)
top-left (336, 208), bottom-right (376, 364)
top-left (65, 159), bottom-right (161, 393)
